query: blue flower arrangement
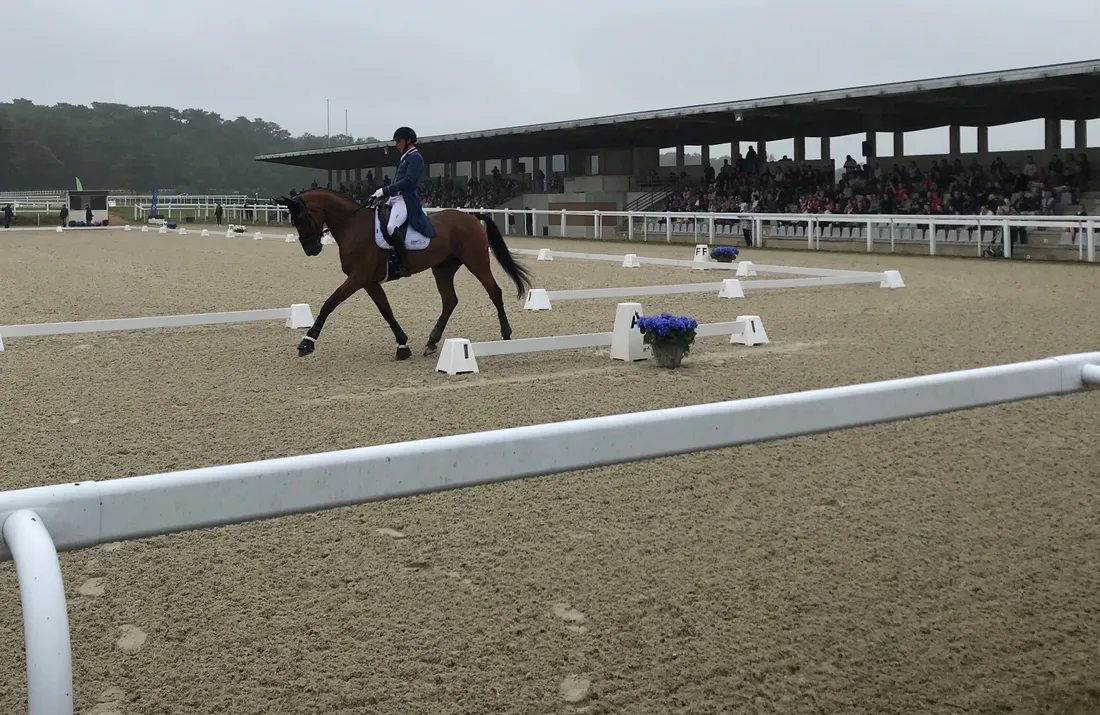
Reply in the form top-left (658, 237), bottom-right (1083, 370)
top-left (166, 222), bottom-right (178, 229)
top-left (636, 312), bottom-right (698, 368)
top-left (710, 245), bottom-right (739, 262)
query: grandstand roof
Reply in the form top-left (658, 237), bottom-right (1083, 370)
top-left (256, 59), bottom-right (1100, 170)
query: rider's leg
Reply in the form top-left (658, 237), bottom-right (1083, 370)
top-left (386, 196), bottom-right (412, 277)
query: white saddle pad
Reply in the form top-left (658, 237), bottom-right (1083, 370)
top-left (374, 209), bottom-right (432, 251)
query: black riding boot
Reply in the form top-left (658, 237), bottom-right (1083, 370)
top-left (391, 223), bottom-right (412, 277)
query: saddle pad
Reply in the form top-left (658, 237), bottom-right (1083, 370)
top-left (374, 209), bottom-right (432, 251)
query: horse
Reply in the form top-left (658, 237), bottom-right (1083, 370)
top-left (274, 189), bottom-right (533, 360)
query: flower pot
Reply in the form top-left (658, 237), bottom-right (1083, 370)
top-left (714, 254), bottom-right (734, 263)
top-left (651, 343), bottom-right (686, 369)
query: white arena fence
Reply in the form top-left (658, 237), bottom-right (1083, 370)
top-left (1, 352), bottom-right (1099, 714)
top-left (422, 207), bottom-right (1099, 263)
top-left (0, 304), bottom-right (314, 352)
top-left (435, 301), bottom-right (769, 375)
top-left (7, 200), bottom-right (1095, 262)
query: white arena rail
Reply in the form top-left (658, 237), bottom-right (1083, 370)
top-left (515, 247), bottom-right (878, 277)
top-left (2, 351), bottom-right (1099, 714)
top-left (523, 273), bottom-right (903, 310)
top-left (0, 305), bottom-right (314, 351)
top-left (428, 207), bottom-right (1098, 263)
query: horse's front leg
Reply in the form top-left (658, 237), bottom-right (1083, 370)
top-left (363, 282), bottom-right (411, 360)
top-left (298, 274), bottom-right (365, 356)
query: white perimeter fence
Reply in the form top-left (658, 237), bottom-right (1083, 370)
top-left (2, 352), bottom-right (1099, 714)
top-left (4, 198), bottom-right (1096, 262)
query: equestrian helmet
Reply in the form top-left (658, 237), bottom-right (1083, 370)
top-left (393, 126), bottom-right (417, 143)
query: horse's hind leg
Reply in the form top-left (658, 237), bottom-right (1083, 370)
top-left (466, 257), bottom-right (512, 341)
top-left (424, 256), bottom-right (462, 356)
top-left (363, 282), bottom-right (412, 360)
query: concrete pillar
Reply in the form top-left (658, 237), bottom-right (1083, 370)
top-left (1045, 118), bottom-right (1062, 150)
top-left (478, 160), bottom-right (487, 179)
top-left (729, 140), bottom-right (741, 162)
top-left (949, 125), bottom-right (961, 155)
top-left (566, 152), bottom-right (587, 176)
top-left (326, 169), bottom-right (332, 188)
top-left (1074, 119), bottom-right (1088, 149)
top-left (820, 137), bottom-right (831, 161)
top-left (863, 131), bottom-right (876, 160)
top-left (512, 157), bottom-right (523, 176)
top-left (977, 127), bottom-right (989, 155)
top-left (675, 146), bottom-right (685, 168)
top-left (793, 137), bottom-right (806, 162)
top-left (701, 145), bottom-right (710, 166)
top-left (355, 168), bottom-right (362, 182)
top-left (633, 147), bottom-right (660, 175)
top-left (893, 131), bottom-right (905, 158)
top-left (756, 141), bottom-right (766, 160)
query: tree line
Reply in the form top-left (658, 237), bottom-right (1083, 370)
top-left (0, 99), bottom-right (378, 195)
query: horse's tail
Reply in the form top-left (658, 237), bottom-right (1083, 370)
top-left (477, 212), bottom-right (533, 299)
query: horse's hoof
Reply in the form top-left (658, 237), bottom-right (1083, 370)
top-left (423, 343), bottom-right (437, 357)
top-left (297, 339), bottom-right (315, 356)
top-left (396, 345), bottom-right (412, 361)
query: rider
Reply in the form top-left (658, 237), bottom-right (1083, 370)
top-left (372, 126), bottom-right (437, 277)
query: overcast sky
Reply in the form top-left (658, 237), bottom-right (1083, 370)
top-left (5, 0), bottom-right (1099, 161)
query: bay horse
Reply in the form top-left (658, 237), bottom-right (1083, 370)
top-left (275, 189), bottom-right (532, 360)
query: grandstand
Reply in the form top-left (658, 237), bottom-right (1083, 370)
top-left (256, 60), bottom-right (1100, 258)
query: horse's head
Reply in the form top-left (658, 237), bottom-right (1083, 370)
top-left (276, 192), bottom-right (325, 256)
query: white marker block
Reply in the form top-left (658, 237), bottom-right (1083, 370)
top-left (286, 234), bottom-right (296, 243)
top-left (178, 228), bottom-right (187, 235)
top-left (201, 229), bottom-right (210, 237)
top-left (880, 270), bottom-right (905, 289)
top-left (158, 225), bottom-right (167, 234)
top-left (141, 226), bottom-right (149, 233)
top-left (124, 225), bottom-right (132, 232)
top-left (253, 232), bottom-right (263, 241)
top-left (56, 226), bottom-right (63, 233)
top-left (732, 315), bottom-right (769, 346)
top-left (718, 278), bottom-right (745, 299)
top-left (523, 289), bottom-right (552, 311)
top-left (286, 303), bottom-right (315, 329)
top-left (436, 338), bottom-right (479, 375)
top-left (537, 248), bottom-right (553, 261)
top-left (693, 244), bottom-right (709, 262)
top-left (226, 229), bottom-right (234, 238)
top-left (610, 302), bottom-right (648, 362)
top-left (735, 260), bottom-right (757, 277)
top-left (622, 253), bottom-right (641, 268)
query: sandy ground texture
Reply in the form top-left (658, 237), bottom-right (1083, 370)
top-left (1, 226), bottom-right (1099, 715)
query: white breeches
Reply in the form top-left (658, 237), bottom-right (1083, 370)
top-left (386, 195), bottom-right (407, 234)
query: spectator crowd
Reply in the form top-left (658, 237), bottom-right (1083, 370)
top-left (661, 151), bottom-right (1092, 221)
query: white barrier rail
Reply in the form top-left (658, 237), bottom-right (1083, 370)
top-left (427, 207), bottom-right (1099, 263)
top-left (526, 274), bottom-right (894, 308)
top-left (514, 248), bottom-right (878, 277)
top-left (0, 305), bottom-right (314, 351)
top-left (2, 351), bottom-right (1099, 714)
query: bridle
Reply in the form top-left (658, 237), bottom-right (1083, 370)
top-left (284, 190), bottom-right (382, 244)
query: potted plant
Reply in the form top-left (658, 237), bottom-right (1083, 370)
top-left (710, 245), bottom-right (739, 263)
top-left (636, 312), bottom-right (698, 369)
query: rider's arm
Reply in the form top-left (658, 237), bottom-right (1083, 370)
top-left (384, 153), bottom-right (424, 197)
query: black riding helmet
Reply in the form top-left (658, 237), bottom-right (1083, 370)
top-left (393, 126), bottom-right (417, 143)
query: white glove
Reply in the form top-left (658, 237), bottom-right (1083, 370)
top-left (371, 188), bottom-right (384, 199)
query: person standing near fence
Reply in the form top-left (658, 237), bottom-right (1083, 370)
top-left (2, 205), bottom-right (12, 228)
top-left (215, 203), bottom-right (224, 225)
top-left (60, 205), bottom-right (69, 226)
